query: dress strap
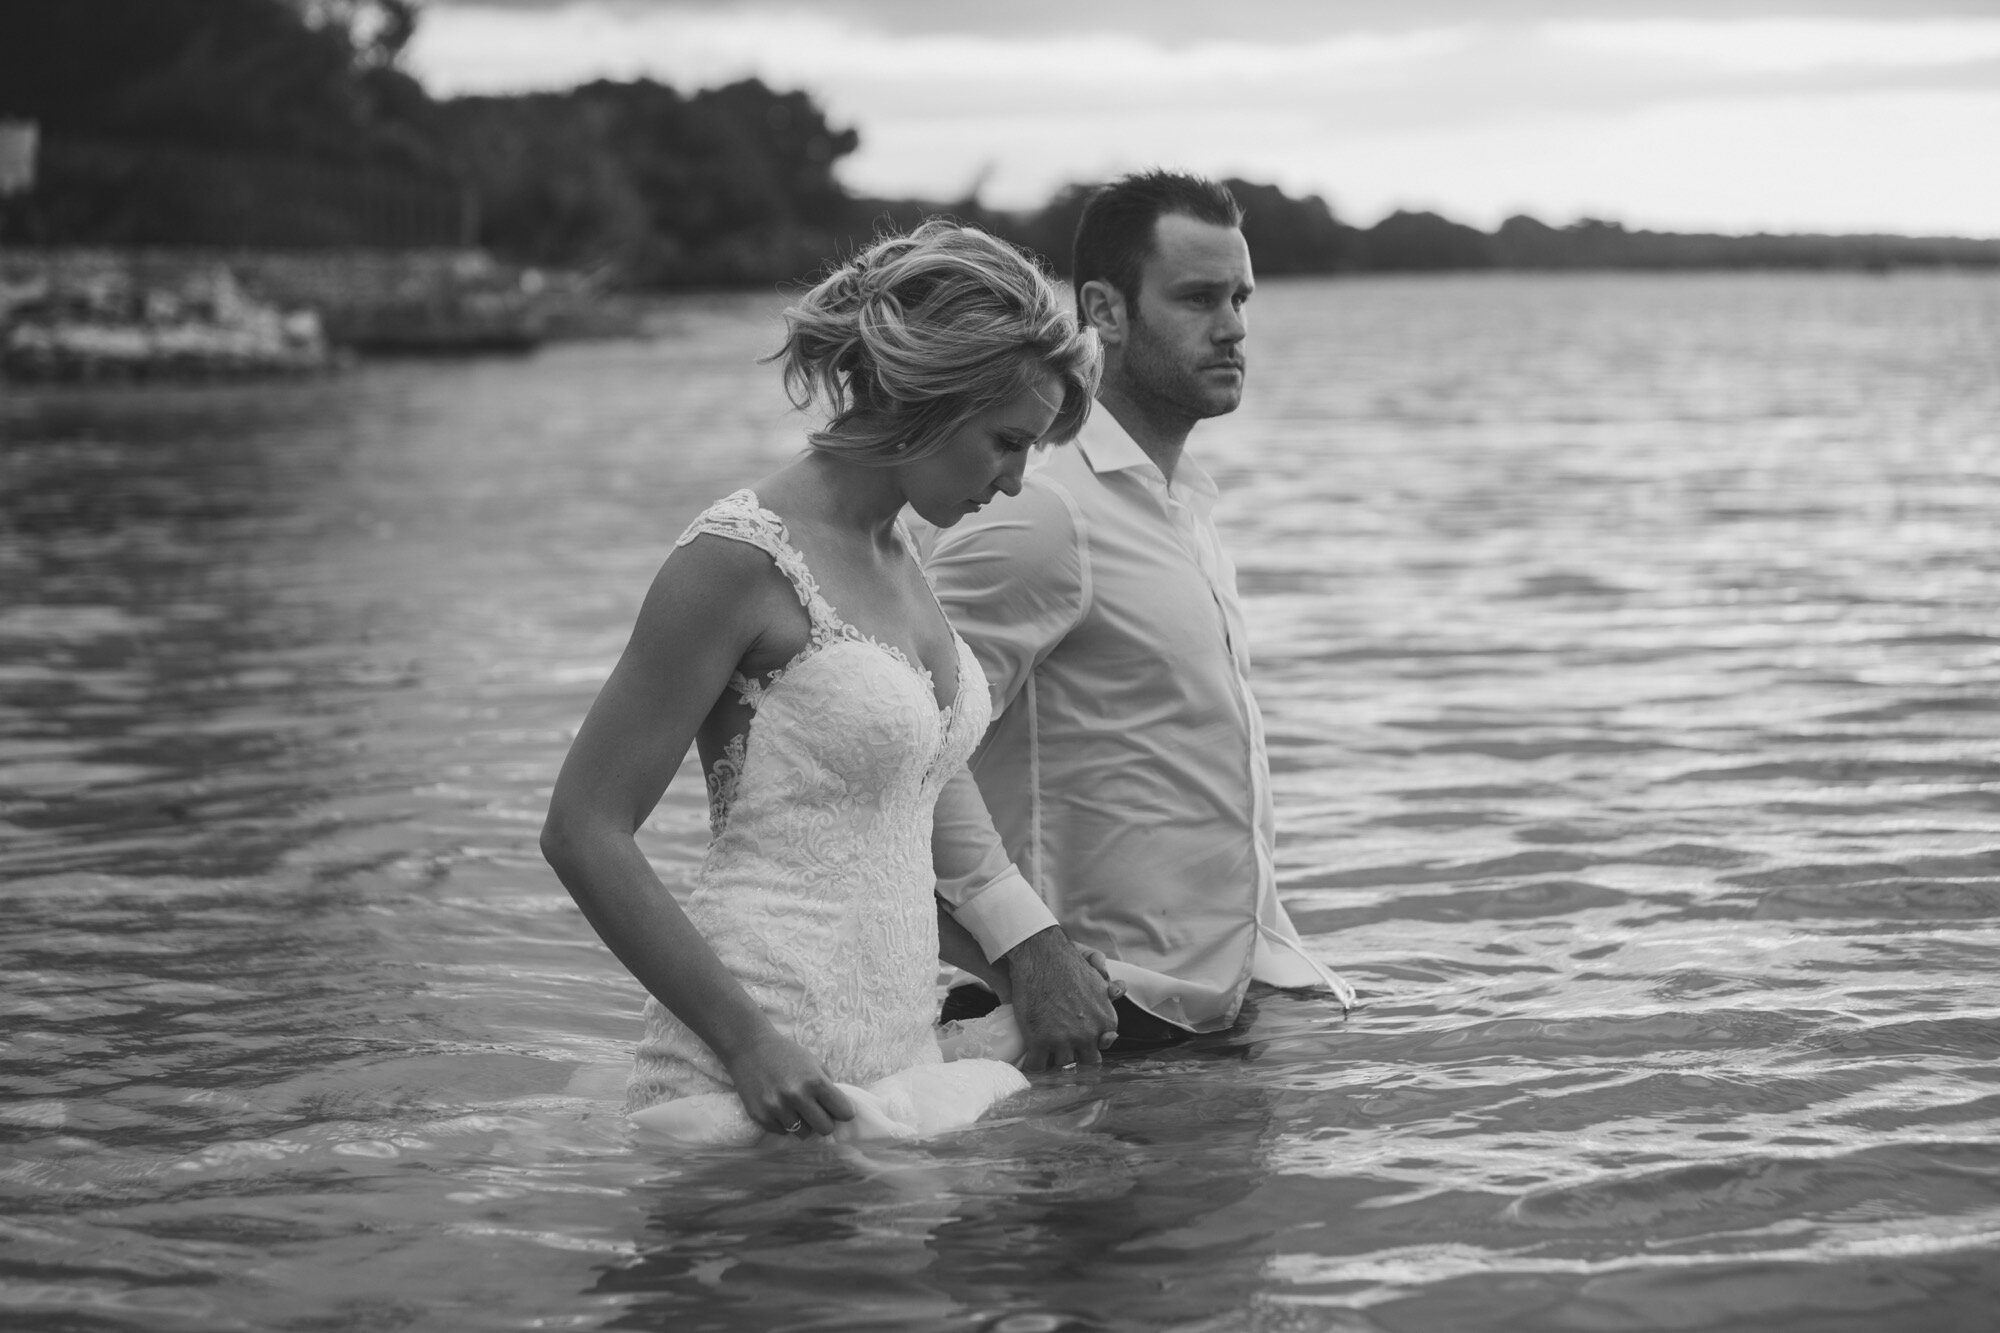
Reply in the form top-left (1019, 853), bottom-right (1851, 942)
top-left (673, 490), bottom-right (841, 710)
top-left (673, 490), bottom-right (837, 641)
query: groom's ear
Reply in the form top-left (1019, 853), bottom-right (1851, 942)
top-left (1078, 280), bottom-right (1126, 346)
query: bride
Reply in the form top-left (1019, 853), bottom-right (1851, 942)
top-left (540, 222), bottom-right (1113, 1143)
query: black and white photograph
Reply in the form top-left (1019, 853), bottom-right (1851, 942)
top-left (2, 2), bottom-right (1997, 1330)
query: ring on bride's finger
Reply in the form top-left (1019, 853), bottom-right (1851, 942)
top-left (1061, 1062), bottom-right (1078, 1071)
top-left (782, 1120), bottom-right (803, 1134)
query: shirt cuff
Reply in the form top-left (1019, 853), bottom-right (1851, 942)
top-left (945, 865), bottom-right (1060, 963)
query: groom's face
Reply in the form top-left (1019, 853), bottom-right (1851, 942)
top-left (1120, 214), bottom-right (1254, 421)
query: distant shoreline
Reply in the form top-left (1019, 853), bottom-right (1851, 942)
top-left (6, 241), bottom-right (1993, 383)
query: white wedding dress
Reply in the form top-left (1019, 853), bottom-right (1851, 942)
top-left (626, 490), bottom-right (1027, 1147)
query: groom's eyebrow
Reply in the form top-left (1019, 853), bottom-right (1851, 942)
top-left (1169, 271), bottom-right (1251, 295)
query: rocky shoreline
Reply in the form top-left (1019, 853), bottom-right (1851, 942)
top-left (2, 262), bottom-right (331, 381)
top-left (0, 248), bottom-right (619, 382)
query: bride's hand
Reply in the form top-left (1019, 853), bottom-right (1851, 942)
top-left (1077, 946), bottom-right (1127, 1003)
top-left (723, 1032), bottom-right (856, 1138)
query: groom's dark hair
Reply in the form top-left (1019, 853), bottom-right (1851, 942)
top-left (1072, 170), bottom-right (1243, 320)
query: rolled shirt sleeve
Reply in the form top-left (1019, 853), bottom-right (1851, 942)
top-left (924, 475), bottom-right (1087, 962)
top-left (931, 767), bottom-right (1058, 961)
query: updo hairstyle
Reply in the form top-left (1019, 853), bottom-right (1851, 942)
top-left (773, 220), bottom-right (1099, 465)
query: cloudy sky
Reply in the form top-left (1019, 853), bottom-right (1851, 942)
top-left (407, 0), bottom-right (2000, 236)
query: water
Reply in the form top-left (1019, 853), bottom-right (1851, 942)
top-left (3, 272), bottom-right (1998, 1332)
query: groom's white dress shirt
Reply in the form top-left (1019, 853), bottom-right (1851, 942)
top-left (927, 413), bottom-right (1352, 1033)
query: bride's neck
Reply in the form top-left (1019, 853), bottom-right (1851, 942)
top-left (765, 451), bottom-right (907, 545)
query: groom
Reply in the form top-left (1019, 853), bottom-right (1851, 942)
top-left (932, 171), bottom-right (1352, 1069)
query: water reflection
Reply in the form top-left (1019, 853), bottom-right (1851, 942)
top-left (3, 388), bottom-right (362, 878)
top-left (606, 1008), bottom-right (1300, 1332)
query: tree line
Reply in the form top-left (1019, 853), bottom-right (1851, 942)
top-left (3, 0), bottom-right (1993, 281)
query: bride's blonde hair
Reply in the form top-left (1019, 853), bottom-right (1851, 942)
top-left (773, 220), bottom-right (1099, 465)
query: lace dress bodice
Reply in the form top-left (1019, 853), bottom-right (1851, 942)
top-left (627, 490), bottom-right (992, 1111)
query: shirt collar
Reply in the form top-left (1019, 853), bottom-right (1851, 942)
top-left (1073, 408), bottom-right (1221, 502)
top-left (1073, 411), bottom-right (1154, 475)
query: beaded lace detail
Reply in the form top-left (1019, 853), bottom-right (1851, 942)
top-left (677, 490), bottom-right (957, 834)
top-left (702, 731), bottom-right (748, 839)
top-left (628, 489), bottom-right (989, 1110)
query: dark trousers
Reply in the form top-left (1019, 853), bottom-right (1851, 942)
top-left (941, 983), bottom-right (1193, 1054)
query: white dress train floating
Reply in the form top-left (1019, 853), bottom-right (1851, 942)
top-left (630, 1006), bottom-right (1029, 1148)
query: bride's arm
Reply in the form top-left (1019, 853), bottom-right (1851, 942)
top-left (936, 899), bottom-right (1011, 1002)
top-left (541, 535), bottom-right (853, 1136)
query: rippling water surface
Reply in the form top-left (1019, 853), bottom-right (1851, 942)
top-left (4, 273), bottom-right (1998, 1332)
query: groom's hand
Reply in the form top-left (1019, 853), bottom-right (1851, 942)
top-left (1003, 926), bottom-right (1121, 1071)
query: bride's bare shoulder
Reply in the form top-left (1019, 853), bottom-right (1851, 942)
top-left (651, 524), bottom-right (795, 618)
top-left (631, 513), bottom-right (811, 678)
